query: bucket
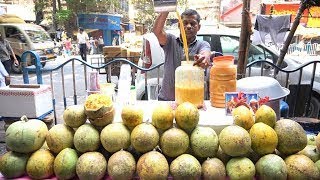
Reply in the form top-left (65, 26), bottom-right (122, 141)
top-left (153, 0), bottom-right (177, 12)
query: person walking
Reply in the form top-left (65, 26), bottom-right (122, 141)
top-left (77, 27), bottom-right (89, 62)
top-left (94, 37), bottom-right (99, 54)
top-left (64, 37), bottom-right (72, 56)
top-left (98, 36), bottom-right (104, 54)
top-left (0, 32), bottom-right (19, 75)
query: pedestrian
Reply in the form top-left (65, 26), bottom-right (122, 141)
top-left (89, 37), bottom-right (97, 55)
top-left (0, 32), bottom-right (19, 76)
top-left (0, 61), bottom-right (10, 87)
top-left (64, 37), bottom-right (72, 56)
top-left (152, 9), bottom-right (211, 101)
top-left (61, 29), bottom-right (67, 41)
top-left (77, 27), bottom-right (89, 62)
top-left (94, 37), bottom-right (99, 54)
top-left (112, 36), bottom-right (118, 46)
top-left (98, 36), bottom-right (104, 54)
top-left (56, 28), bottom-right (62, 42)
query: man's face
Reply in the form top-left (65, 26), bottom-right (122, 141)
top-left (180, 15), bottom-right (201, 40)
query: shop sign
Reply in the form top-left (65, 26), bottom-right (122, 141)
top-left (263, 3), bottom-right (309, 24)
top-left (307, 7), bottom-right (320, 28)
top-left (78, 14), bottom-right (121, 30)
top-left (107, 15), bottom-right (121, 30)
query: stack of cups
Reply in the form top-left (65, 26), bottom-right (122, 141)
top-left (117, 64), bottom-right (132, 106)
top-left (210, 56), bottom-right (237, 108)
top-left (87, 71), bottom-right (100, 95)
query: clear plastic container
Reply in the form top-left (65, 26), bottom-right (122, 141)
top-left (210, 55), bottom-right (237, 108)
top-left (175, 61), bottom-right (204, 108)
top-left (117, 64), bottom-right (132, 106)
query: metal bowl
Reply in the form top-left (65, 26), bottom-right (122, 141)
top-left (237, 76), bottom-right (290, 119)
top-left (236, 76), bottom-right (290, 100)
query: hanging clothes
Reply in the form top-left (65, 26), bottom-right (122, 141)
top-left (254, 14), bottom-right (291, 47)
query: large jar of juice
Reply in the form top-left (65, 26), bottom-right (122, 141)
top-left (175, 61), bottom-right (204, 108)
top-left (210, 56), bottom-right (237, 108)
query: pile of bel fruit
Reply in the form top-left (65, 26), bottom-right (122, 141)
top-left (1, 93), bottom-right (320, 180)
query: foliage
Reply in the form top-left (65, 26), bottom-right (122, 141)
top-left (130, 0), bottom-right (188, 31)
top-left (65, 0), bottom-right (120, 13)
top-left (56, 9), bottom-right (72, 25)
top-left (34, 0), bottom-right (50, 13)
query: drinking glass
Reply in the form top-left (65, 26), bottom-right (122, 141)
top-left (147, 84), bottom-right (159, 101)
top-left (147, 84), bottom-right (159, 120)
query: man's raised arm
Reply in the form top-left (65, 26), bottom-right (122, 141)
top-left (152, 12), bottom-right (169, 46)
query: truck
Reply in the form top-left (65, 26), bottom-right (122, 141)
top-left (0, 14), bottom-right (56, 73)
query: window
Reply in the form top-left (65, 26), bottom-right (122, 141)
top-left (25, 29), bottom-right (51, 42)
top-left (220, 35), bottom-right (239, 60)
top-left (5, 26), bottom-right (18, 38)
top-left (5, 26), bottom-right (25, 43)
top-left (196, 35), bottom-right (211, 45)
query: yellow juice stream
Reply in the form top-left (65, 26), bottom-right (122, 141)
top-left (176, 11), bottom-right (189, 61)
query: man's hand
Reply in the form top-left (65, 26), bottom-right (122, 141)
top-left (13, 58), bottom-right (19, 66)
top-left (193, 54), bottom-right (209, 68)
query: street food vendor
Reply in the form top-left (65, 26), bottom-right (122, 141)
top-left (152, 9), bottom-right (211, 101)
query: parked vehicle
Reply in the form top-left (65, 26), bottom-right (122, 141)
top-left (0, 18), bottom-right (57, 73)
top-left (137, 28), bottom-right (320, 117)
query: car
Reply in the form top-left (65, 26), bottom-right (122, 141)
top-left (137, 28), bottom-right (320, 117)
top-left (0, 22), bottom-right (57, 73)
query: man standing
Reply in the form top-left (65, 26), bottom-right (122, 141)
top-left (0, 32), bottom-right (19, 75)
top-left (77, 27), bottom-right (89, 62)
top-left (152, 9), bottom-right (211, 101)
top-left (98, 36), bottom-right (104, 54)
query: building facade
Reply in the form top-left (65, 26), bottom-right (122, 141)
top-left (0, 0), bottom-right (35, 21)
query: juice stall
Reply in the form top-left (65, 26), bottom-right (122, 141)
top-left (1, 1), bottom-right (320, 179)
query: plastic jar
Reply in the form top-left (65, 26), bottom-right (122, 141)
top-left (210, 55), bottom-right (237, 108)
top-left (175, 61), bottom-right (204, 108)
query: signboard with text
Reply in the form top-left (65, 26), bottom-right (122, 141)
top-left (77, 14), bottom-right (121, 30)
top-left (262, 3), bottom-right (320, 28)
top-left (262, 3), bottom-right (309, 24)
top-left (308, 7), bottom-right (320, 28)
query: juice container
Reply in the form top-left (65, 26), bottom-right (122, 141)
top-left (210, 56), bottom-right (237, 108)
top-left (175, 61), bottom-right (204, 108)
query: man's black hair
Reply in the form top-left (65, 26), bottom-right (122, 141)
top-left (79, 27), bottom-right (84, 31)
top-left (181, 9), bottom-right (201, 23)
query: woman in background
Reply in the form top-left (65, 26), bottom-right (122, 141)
top-left (64, 37), bottom-right (72, 56)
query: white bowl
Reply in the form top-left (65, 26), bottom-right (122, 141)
top-left (236, 76), bottom-right (290, 100)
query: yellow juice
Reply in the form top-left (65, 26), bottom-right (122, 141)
top-left (176, 11), bottom-right (189, 61)
top-left (175, 85), bottom-right (204, 107)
